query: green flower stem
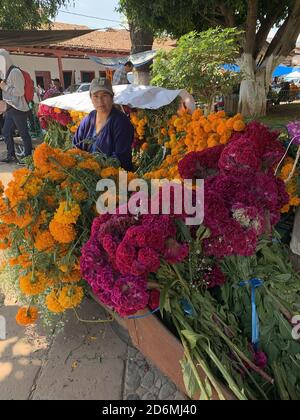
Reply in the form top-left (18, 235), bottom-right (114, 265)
top-left (171, 265), bottom-right (191, 295)
top-left (271, 362), bottom-right (290, 400)
top-left (199, 344), bottom-right (247, 400)
top-left (263, 285), bottom-right (292, 321)
top-left (193, 350), bottom-right (227, 400)
top-left (172, 316), bottom-right (210, 400)
top-left (214, 325), bottom-right (274, 384)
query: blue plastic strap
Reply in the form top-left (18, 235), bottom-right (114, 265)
top-left (239, 278), bottom-right (264, 351)
top-left (180, 298), bottom-right (194, 316)
top-left (128, 307), bottom-right (160, 320)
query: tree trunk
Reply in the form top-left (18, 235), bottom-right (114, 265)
top-left (129, 23), bottom-right (154, 86)
top-left (238, 53), bottom-right (281, 118)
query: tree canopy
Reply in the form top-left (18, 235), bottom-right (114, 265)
top-left (151, 28), bottom-right (242, 110)
top-left (119, 0), bottom-right (300, 65)
top-left (0, 0), bottom-right (71, 29)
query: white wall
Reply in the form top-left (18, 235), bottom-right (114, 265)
top-left (11, 54), bottom-right (103, 85)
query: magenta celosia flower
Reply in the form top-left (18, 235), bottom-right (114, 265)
top-left (164, 238), bottom-right (189, 264)
top-left (178, 145), bottom-right (224, 179)
top-left (111, 276), bottom-right (149, 317)
top-left (203, 266), bottom-right (226, 288)
top-left (227, 121), bottom-right (285, 172)
top-left (287, 121), bottom-right (300, 145)
top-left (134, 247), bottom-right (161, 274)
top-left (80, 210), bottom-right (190, 317)
top-left (219, 137), bottom-right (262, 175)
top-left (148, 289), bottom-right (160, 310)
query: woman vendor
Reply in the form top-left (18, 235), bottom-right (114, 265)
top-left (73, 78), bottom-right (134, 171)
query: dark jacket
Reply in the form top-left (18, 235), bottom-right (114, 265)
top-left (73, 107), bottom-right (134, 171)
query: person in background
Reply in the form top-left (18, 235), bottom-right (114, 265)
top-left (43, 78), bottom-right (63, 100)
top-left (0, 49), bottom-right (32, 164)
top-left (73, 78), bottom-right (134, 171)
top-left (36, 84), bottom-right (45, 102)
top-left (112, 61), bottom-right (134, 86)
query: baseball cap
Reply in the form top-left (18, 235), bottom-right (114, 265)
top-left (90, 78), bottom-right (114, 96)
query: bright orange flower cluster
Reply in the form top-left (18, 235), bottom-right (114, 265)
top-left (0, 142), bottom-right (135, 325)
top-left (131, 113), bottom-right (149, 140)
top-left (16, 307), bottom-right (38, 326)
top-left (279, 157), bottom-right (300, 213)
top-left (144, 109), bottom-right (246, 179)
top-left (68, 110), bottom-right (88, 134)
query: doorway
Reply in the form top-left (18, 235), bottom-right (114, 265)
top-left (35, 71), bottom-right (51, 90)
top-left (63, 71), bottom-right (73, 89)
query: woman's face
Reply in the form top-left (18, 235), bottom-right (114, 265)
top-left (91, 90), bottom-right (113, 114)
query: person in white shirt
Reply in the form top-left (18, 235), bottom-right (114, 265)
top-left (112, 61), bottom-right (134, 86)
top-left (0, 49), bottom-right (32, 164)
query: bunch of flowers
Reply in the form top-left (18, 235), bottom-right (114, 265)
top-left (144, 110), bottom-right (246, 179)
top-left (179, 122), bottom-right (289, 258)
top-left (219, 121), bottom-right (285, 175)
top-left (203, 172), bottom-right (288, 257)
top-left (0, 143), bottom-right (131, 326)
top-left (278, 157), bottom-right (300, 213)
top-left (80, 211), bottom-right (189, 317)
top-left (38, 104), bottom-right (72, 129)
top-left (68, 110), bottom-right (88, 134)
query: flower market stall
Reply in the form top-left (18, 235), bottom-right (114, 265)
top-left (1, 88), bottom-right (300, 400)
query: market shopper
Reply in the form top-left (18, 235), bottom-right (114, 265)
top-left (73, 78), bottom-right (134, 171)
top-left (0, 49), bottom-right (32, 164)
top-left (112, 61), bottom-right (133, 86)
top-left (43, 78), bottom-right (63, 100)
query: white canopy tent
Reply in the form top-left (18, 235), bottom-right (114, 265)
top-left (41, 84), bottom-right (196, 113)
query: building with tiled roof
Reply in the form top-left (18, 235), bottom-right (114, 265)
top-left (4, 22), bottom-right (175, 92)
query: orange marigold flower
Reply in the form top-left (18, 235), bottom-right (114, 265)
top-left (78, 159), bottom-right (102, 173)
top-left (44, 195), bottom-right (57, 208)
top-left (54, 201), bottom-right (81, 225)
top-left (141, 143), bottom-right (149, 152)
top-left (18, 254), bottom-right (32, 269)
top-left (16, 307), bottom-right (38, 326)
top-left (233, 120), bottom-right (246, 132)
top-left (34, 230), bottom-right (56, 252)
top-left (101, 167), bottom-right (119, 178)
top-left (70, 125), bottom-right (77, 134)
top-left (0, 224), bottom-right (10, 240)
top-left (58, 286), bottom-right (84, 309)
top-left (61, 269), bottom-right (82, 284)
top-left (46, 290), bottom-right (65, 313)
top-left (19, 272), bottom-right (47, 296)
top-left (49, 220), bottom-right (76, 244)
top-left (13, 206), bottom-right (33, 229)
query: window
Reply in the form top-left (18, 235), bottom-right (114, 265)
top-left (81, 71), bottom-right (95, 83)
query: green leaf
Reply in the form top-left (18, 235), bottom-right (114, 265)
top-left (181, 329), bottom-right (200, 349)
top-left (180, 358), bottom-right (200, 399)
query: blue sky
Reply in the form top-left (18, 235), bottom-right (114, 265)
top-left (55, 0), bottom-right (125, 29)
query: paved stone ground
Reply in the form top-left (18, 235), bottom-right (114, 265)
top-left (0, 293), bottom-right (186, 400)
top-left (0, 144), bottom-right (186, 400)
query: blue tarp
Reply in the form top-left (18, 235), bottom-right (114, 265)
top-left (223, 64), bottom-right (300, 77)
top-left (272, 66), bottom-right (300, 77)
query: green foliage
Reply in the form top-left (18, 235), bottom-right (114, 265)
top-left (151, 28), bottom-right (242, 106)
top-left (221, 239), bottom-right (300, 400)
top-left (118, 0), bottom-right (292, 38)
top-left (43, 121), bottom-right (72, 149)
top-left (0, 0), bottom-right (72, 29)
